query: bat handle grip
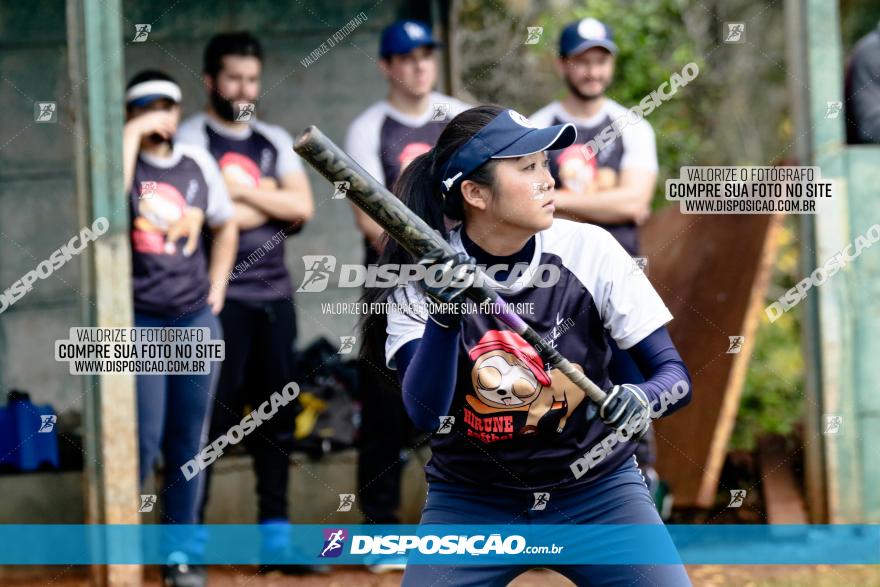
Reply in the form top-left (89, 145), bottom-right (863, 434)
top-left (533, 341), bottom-right (607, 404)
top-left (465, 288), bottom-right (608, 405)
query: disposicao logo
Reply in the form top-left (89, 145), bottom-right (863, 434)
top-left (319, 528), bottom-right (348, 558)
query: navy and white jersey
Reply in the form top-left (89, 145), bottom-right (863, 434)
top-left (530, 100), bottom-right (657, 255)
top-left (130, 142), bottom-right (233, 317)
top-left (345, 92), bottom-right (470, 264)
top-left (385, 219), bottom-right (672, 491)
top-left (177, 112), bottom-right (304, 301)
top-left (346, 91), bottom-right (471, 189)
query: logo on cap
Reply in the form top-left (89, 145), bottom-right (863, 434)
top-left (442, 171), bottom-right (463, 191)
top-left (404, 22), bottom-right (426, 40)
top-left (578, 18), bottom-right (606, 40)
top-left (508, 110), bottom-right (537, 129)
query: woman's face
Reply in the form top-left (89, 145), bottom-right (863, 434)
top-left (486, 152), bottom-right (557, 234)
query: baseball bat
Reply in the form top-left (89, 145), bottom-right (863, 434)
top-left (293, 125), bottom-right (607, 405)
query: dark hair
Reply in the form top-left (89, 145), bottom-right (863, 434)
top-left (358, 105), bottom-right (505, 373)
top-left (126, 69), bottom-right (176, 90)
top-left (203, 32), bottom-right (263, 77)
top-left (381, 104), bottom-right (505, 273)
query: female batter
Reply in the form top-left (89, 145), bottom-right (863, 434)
top-left (369, 105), bottom-right (693, 586)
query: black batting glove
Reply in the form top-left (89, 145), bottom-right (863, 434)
top-left (416, 250), bottom-right (477, 329)
top-left (599, 383), bottom-right (651, 440)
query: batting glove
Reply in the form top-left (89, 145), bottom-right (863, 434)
top-left (599, 383), bottom-right (651, 440)
top-left (416, 250), bottom-right (477, 329)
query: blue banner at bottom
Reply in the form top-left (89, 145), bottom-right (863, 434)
top-left (0, 525), bottom-right (877, 565)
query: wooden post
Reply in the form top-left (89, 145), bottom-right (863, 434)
top-left (796, 0), bottom-right (880, 522)
top-left (645, 210), bottom-right (782, 507)
top-left (784, 0), bottom-right (828, 524)
top-left (66, 0), bottom-right (142, 584)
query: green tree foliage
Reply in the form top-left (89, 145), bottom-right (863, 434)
top-left (455, 0), bottom-right (789, 202)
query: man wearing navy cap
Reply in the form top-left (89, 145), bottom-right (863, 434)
top-left (531, 18), bottom-right (663, 507)
top-left (344, 19), bottom-right (469, 566)
top-left (530, 17), bottom-right (657, 256)
top-left (346, 19), bottom-right (470, 253)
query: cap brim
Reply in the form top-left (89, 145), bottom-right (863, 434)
top-left (564, 39), bottom-right (618, 57)
top-left (128, 94), bottom-right (179, 107)
top-left (491, 123), bottom-right (577, 158)
top-left (382, 40), bottom-right (444, 58)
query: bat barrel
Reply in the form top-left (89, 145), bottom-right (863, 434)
top-left (294, 125), bottom-right (456, 261)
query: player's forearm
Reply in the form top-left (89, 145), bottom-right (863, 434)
top-left (122, 125), bottom-right (142, 193)
top-left (235, 186), bottom-right (315, 224)
top-left (554, 187), bottom-right (649, 224)
top-left (356, 211), bottom-right (385, 252)
top-left (627, 327), bottom-right (693, 417)
top-left (233, 201), bottom-right (270, 231)
top-left (397, 322), bottom-right (460, 430)
top-left (207, 220), bottom-right (238, 286)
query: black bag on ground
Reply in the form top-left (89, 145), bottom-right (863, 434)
top-left (292, 337), bottom-right (360, 459)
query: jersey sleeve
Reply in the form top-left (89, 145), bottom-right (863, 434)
top-left (258, 122), bottom-right (304, 177)
top-left (449, 96), bottom-right (472, 117)
top-left (619, 117), bottom-right (658, 173)
top-left (345, 112), bottom-right (384, 184)
top-left (385, 284), bottom-right (429, 369)
top-left (175, 115), bottom-right (209, 150)
top-left (205, 161), bottom-right (233, 226)
top-left (528, 103), bottom-right (558, 128)
top-left (593, 228), bottom-right (672, 349)
top-left (186, 146), bottom-right (233, 227)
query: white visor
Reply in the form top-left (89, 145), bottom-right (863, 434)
top-left (125, 80), bottom-right (182, 106)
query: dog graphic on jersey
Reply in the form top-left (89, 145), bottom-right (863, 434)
top-left (399, 142), bottom-right (432, 172)
top-left (466, 329), bottom-right (586, 438)
top-left (132, 181), bottom-right (186, 255)
top-left (218, 151), bottom-right (279, 191)
top-left (556, 143), bottom-right (618, 196)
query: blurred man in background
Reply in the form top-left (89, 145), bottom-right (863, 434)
top-left (530, 17), bottom-right (656, 250)
top-left (176, 31), bottom-right (316, 573)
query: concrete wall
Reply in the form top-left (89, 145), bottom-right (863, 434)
top-left (0, 0), bottom-right (85, 417)
top-left (0, 0), bottom-right (434, 522)
top-left (0, 448), bottom-right (430, 524)
top-left (0, 0), bottom-right (426, 409)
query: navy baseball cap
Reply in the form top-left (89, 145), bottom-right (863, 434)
top-left (439, 109), bottom-right (577, 193)
top-left (559, 18), bottom-right (618, 57)
top-left (380, 20), bottom-right (442, 58)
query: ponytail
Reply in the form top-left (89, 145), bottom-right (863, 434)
top-left (389, 148), bottom-right (449, 264)
top-left (358, 105), bottom-right (507, 369)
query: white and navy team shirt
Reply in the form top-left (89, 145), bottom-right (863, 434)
top-left (345, 92), bottom-right (470, 264)
top-left (130, 142), bottom-right (233, 317)
top-left (177, 112), bottom-right (304, 301)
top-left (530, 99), bottom-right (658, 255)
top-left (385, 219), bottom-right (673, 490)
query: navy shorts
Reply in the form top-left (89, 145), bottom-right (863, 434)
top-left (402, 457), bottom-right (691, 586)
